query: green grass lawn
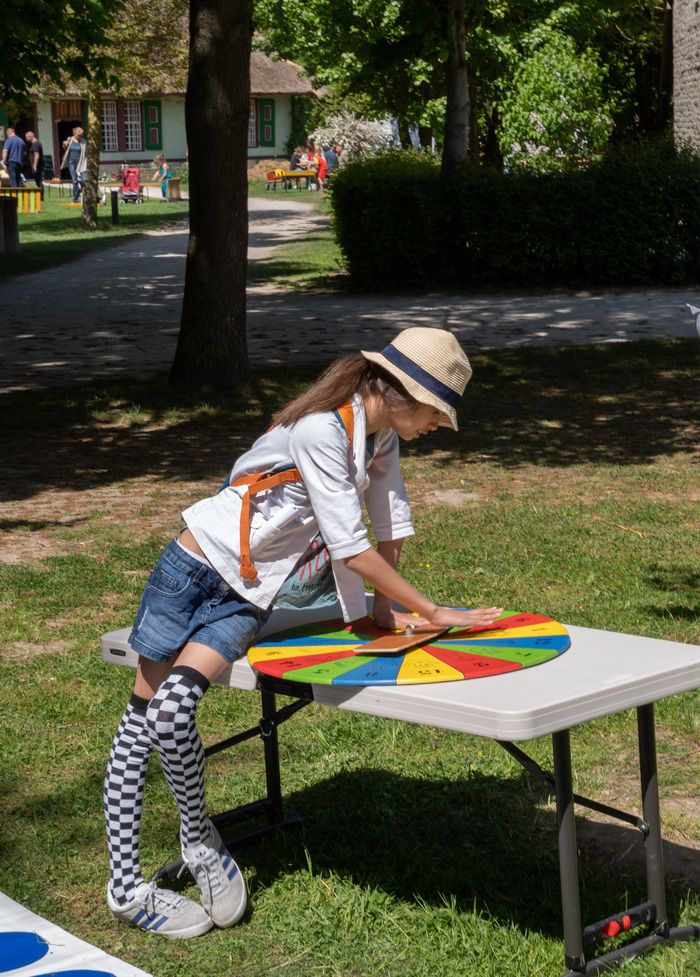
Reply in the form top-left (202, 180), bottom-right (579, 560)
top-left (247, 182), bottom-right (345, 290)
top-left (0, 194), bottom-right (190, 280)
top-left (1, 341), bottom-right (699, 976)
top-left (247, 226), bottom-right (346, 290)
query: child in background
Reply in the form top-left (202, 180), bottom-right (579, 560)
top-left (153, 153), bottom-right (172, 199)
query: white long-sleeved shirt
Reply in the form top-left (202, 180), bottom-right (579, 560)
top-left (182, 394), bottom-right (414, 621)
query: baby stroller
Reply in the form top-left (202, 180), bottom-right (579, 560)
top-left (120, 166), bottom-right (142, 204)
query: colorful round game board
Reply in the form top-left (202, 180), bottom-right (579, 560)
top-left (247, 611), bottom-right (571, 687)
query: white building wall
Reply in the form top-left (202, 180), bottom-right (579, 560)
top-left (161, 96), bottom-right (187, 161)
top-left (248, 93), bottom-right (292, 159)
top-left (36, 92), bottom-right (294, 173)
top-left (35, 99), bottom-right (52, 148)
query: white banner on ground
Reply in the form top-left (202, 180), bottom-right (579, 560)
top-left (0, 891), bottom-right (152, 977)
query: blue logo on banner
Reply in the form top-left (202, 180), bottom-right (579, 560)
top-left (34, 972), bottom-right (117, 976)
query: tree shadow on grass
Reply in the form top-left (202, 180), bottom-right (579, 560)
top-left (644, 566), bottom-right (700, 622)
top-left (1, 339), bottom-right (698, 506)
top-left (243, 768), bottom-right (700, 946)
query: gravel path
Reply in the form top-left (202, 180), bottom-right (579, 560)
top-left (1, 196), bottom-right (698, 393)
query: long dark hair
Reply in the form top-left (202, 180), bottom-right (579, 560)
top-left (271, 355), bottom-right (416, 428)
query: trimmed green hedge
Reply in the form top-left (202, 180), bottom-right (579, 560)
top-left (329, 145), bottom-right (700, 290)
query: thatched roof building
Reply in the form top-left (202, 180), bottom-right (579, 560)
top-left (251, 51), bottom-right (314, 96)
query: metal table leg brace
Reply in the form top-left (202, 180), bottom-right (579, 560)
top-left (502, 703), bottom-right (699, 975)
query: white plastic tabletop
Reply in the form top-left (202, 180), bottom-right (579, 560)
top-left (101, 604), bottom-right (700, 741)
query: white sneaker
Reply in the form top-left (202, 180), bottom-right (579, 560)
top-left (108, 880), bottom-right (212, 939)
top-left (182, 821), bottom-right (248, 927)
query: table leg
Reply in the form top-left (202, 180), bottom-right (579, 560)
top-left (637, 702), bottom-right (668, 933)
top-left (261, 686), bottom-right (284, 823)
top-left (553, 729), bottom-right (586, 973)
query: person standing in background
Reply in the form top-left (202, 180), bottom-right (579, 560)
top-left (324, 145), bottom-right (339, 176)
top-left (153, 153), bottom-right (173, 199)
top-left (313, 148), bottom-right (328, 190)
top-left (1, 128), bottom-right (26, 187)
top-left (25, 131), bottom-right (44, 198)
top-left (61, 127), bottom-right (87, 204)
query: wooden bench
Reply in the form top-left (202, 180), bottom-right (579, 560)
top-left (0, 186), bottom-right (42, 213)
top-left (141, 178), bottom-right (182, 201)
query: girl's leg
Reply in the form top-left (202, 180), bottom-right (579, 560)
top-left (104, 656), bottom-right (212, 939)
top-left (103, 690), bottom-right (152, 905)
top-left (105, 659), bottom-right (172, 904)
top-left (146, 642), bottom-right (248, 927)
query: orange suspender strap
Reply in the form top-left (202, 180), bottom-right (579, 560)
top-left (334, 401), bottom-right (354, 444)
top-left (232, 402), bottom-right (355, 581)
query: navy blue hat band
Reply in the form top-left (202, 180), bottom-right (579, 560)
top-left (380, 344), bottom-right (461, 409)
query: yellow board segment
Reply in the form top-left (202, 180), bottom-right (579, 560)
top-left (397, 649), bottom-right (464, 684)
top-left (248, 643), bottom-right (357, 663)
top-left (468, 622), bottom-right (569, 641)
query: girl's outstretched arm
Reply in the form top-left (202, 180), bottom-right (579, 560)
top-left (344, 547), bottom-right (502, 630)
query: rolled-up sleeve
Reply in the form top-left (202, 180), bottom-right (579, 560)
top-left (288, 415), bottom-right (371, 560)
top-left (364, 429), bottom-right (414, 542)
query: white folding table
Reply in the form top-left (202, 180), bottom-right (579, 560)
top-left (101, 604), bottom-right (700, 976)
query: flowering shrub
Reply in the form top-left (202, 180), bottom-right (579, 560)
top-left (311, 110), bottom-right (396, 159)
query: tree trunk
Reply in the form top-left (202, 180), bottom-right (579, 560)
top-left (170, 0), bottom-right (253, 389)
top-left (468, 69), bottom-right (479, 161)
top-left (397, 121), bottom-right (412, 149)
top-left (441, 0), bottom-right (469, 177)
top-left (81, 90), bottom-right (101, 230)
top-left (418, 124), bottom-right (434, 149)
top-left (657, 0), bottom-right (673, 128)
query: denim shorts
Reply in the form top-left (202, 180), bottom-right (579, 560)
top-left (129, 539), bottom-right (270, 664)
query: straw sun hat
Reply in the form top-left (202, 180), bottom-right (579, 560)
top-left (361, 327), bottom-right (472, 431)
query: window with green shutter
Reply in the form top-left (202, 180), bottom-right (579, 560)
top-left (143, 100), bottom-right (163, 151)
top-left (258, 98), bottom-right (275, 148)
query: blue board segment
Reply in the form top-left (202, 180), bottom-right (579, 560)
top-left (258, 636), bottom-right (355, 648)
top-left (331, 655), bottom-right (404, 686)
top-left (453, 635), bottom-right (570, 652)
top-left (0, 932), bottom-right (49, 971)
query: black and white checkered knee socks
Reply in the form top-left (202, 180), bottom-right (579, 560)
top-left (146, 666), bottom-right (211, 850)
top-left (104, 692), bottom-right (152, 906)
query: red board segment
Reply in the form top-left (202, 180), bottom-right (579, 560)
top-left (254, 650), bottom-right (352, 679)
top-left (446, 613), bottom-right (553, 640)
top-left (427, 645), bottom-right (523, 678)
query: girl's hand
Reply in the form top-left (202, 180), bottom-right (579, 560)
top-left (373, 607), bottom-right (432, 631)
top-left (430, 606), bottom-right (504, 629)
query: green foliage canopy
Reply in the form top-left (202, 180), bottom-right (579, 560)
top-left (255, 0), bottom-right (665, 162)
top-left (499, 31), bottom-right (615, 171)
top-left (0, 0), bottom-right (125, 98)
top-left (255, 0), bottom-right (447, 130)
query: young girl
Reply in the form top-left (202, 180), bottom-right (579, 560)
top-left (153, 153), bottom-right (172, 199)
top-left (104, 326), bottom-right (502, 939)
